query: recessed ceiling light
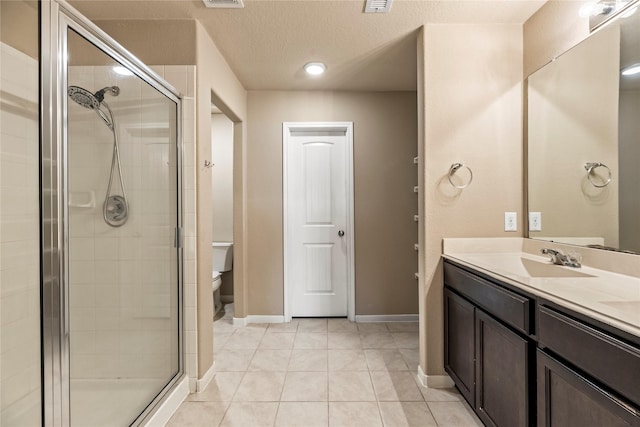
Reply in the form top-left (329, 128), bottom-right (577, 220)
top-left (622, 63), bottom-right (640, 76)
top-left (304, 62), bottom-right (326, 76)
top-left (113, 65), bottom-right (134, 76)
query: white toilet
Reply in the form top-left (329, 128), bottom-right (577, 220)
top-left (212, 242), bottom-right (233, 316)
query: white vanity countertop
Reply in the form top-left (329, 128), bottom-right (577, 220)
top-left (442, 239), bottom-right (640, 338)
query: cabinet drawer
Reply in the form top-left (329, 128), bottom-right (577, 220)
top-left (537, 349), bottom-right (640, 427)
top-left (538, 305), bottom-right (640, 408)
top-left (444, 262), bottom-right (531, 334)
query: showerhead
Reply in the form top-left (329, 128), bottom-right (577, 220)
top-left (68, 86), bottom-right (101, 110)
top-left (67, 85), bottom-right (120, 109)
top-left (68, 85), bottom-right (120, 129)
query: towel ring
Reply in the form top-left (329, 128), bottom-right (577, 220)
top-left (584, 162), bottom-right (611, 188)
top-left (448, 163), bottom-right (473, 189)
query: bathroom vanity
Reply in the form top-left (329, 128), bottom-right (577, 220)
top-left (442, 4), bottom-right (640, 426)
top-left (442, 240), bottom-right (640, 427)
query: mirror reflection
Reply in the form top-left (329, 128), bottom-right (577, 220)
top-left (527, 4), bottom-right (640, 254)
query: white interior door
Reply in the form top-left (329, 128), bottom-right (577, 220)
top-left (284, 122), bottom-right (354, 319)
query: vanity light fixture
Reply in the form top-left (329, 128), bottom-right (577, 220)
top-left (579, 0), bottom-right (615, 17)
top-left (113, 65), bottom-right (134, 76)
top-left (622, 63), bottom-right (640, 76)
top-left (304, 62), bottom-right (326, 76)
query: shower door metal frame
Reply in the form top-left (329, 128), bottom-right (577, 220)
top-left (41, 1), bottom-right (185, 425)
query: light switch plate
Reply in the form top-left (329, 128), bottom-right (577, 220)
top-left (529, 212), bottom-right (542, 231)
top-left (505, 212), bottom-right (517, 232)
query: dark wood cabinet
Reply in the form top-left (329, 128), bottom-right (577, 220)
top-left (537, 304), bottom-right (640, 408)
top-left (444, 259), bottom-right (640, 427)
top-left (444, 288), bottom-right (475, 405)
top-left (476, 310), bottom-right (529, 427)
top-left (536, 349), bottom-right (640, 427)
top-left (444, 261), bottom-right (533, 427)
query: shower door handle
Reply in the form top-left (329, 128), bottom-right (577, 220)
top-left (174, 227), bottom-right (183, 249)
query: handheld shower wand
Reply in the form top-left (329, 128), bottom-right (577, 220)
top-left (67, 85), bottom-right (129, 227)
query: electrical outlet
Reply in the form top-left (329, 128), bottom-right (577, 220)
top-left (529, 212), bottom-right (542, 232)
top-left (504, 212), bottom-right (517, 232)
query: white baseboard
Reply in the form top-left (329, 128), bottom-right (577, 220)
top-left (196, 361), bottom-right (216, 392)
top-left (235, 314), bottom-right (417, 325)
top-left (233, 317), bottom-right (248, 327)
top-left (417, 364), bottom-right (428, 387)
top-left (248, 315), bottom-right (285, 323)
top-left (417, 365), bottom-right (455, 388)
top-left (233, 315), bottom-right (285, 326)
top-left (427, 375), bottom-right (455, 388)
top-left (355, 314), bottom-right (419, 322)
top-left (143, 376), bottom-right (189, 427)
top-left (234, 314), bottom-right (417, 324)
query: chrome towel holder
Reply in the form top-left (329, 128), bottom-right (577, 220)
top-left (584, 162), bottom-right (611, 188)
top-left (448, 163), bottom-right (473, 189)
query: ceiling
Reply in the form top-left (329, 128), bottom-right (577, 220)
top-left (69, 0), bottom-right (547, 91)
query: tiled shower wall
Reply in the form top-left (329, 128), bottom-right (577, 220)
top-left (0, 42), bottom-right (41, 425)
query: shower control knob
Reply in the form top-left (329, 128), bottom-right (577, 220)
top-left (338, 230), bottom-right (345, 237)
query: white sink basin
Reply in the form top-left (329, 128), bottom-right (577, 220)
top-left (457, 253), bottom-right (595, 279)
top-left (519, 258), bottom-right (595, 278)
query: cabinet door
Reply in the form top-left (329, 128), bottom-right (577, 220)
top-left (537, 350), bottom-right (640, 427)
top-left (444, 288), bottom-right (475, 405)
top-left (476, 310), bottom-right (529, 427)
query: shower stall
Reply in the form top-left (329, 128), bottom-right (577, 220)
top-left (1, 0), bottom-right (183, 425)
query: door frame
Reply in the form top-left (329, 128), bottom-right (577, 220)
top-left (283, 122), bottom-right (355, 322)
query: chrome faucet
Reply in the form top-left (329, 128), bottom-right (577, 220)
top-left (541, 248), bottom-right (582, 268)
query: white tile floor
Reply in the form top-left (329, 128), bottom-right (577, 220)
top-left (167, 305), bottom-right (483, 426)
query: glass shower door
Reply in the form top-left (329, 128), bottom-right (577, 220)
top-left (65, 28), bottom-right (181, 426)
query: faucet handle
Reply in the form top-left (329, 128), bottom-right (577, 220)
top-left (541, 248), bottom-right (563, 265)
top-left (566, 251), bottom-right (582, 268)
top-left (541, 248), bottom-right (563, 256)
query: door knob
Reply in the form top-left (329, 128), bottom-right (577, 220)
top-left (338, 230), bottom-right (345, 237)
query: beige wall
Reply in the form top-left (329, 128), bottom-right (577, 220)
top-left (211, 112), bottom-right (235, 297)
top-left (195, 21), bottom-right (248, 378)
top-left (246, 91), bottom-right (419, 316)
top-left (421, 24), bottom-right (524, 376)
top-left (94, 20), bottom-right (196, 66)
top-left (0, 1), bottom-right (38, 59)
top-left (528, 25), bottom-right (620, 247)
top-left (211, 113), bottom-right (234, 243)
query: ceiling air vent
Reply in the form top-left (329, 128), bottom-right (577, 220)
top-left (364, 0), bottom-right (392, 13)
top-left (202, 0), bottom-right (244, 9)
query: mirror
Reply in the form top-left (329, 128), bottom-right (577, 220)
top-left (527, 3), bottom-right (640, 254)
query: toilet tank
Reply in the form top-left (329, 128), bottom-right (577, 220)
top-left (212, 242), bottom-right (233, 272)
